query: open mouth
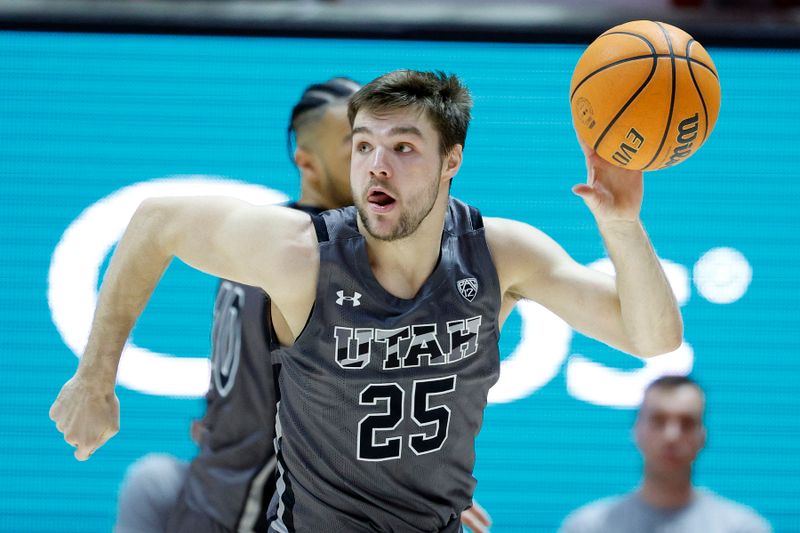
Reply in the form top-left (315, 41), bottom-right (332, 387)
top-left (367, 188), bottom-right (396, 210)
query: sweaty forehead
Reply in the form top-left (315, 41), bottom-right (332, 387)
top-left (352, 106), bottom-right (433, 134)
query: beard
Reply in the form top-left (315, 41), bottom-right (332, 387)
top-left (355, 173), bottom-right (441, 242)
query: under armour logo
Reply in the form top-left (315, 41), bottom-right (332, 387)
top-left (336, 290), bottom-right (362, 307)
top-left (457, 278), bottom-right (478, 302)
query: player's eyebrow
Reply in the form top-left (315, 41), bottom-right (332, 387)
top-left (352, 125), bottom-right (424, 138)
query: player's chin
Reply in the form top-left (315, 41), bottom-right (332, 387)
top-left (370, 222), bottom-right (397, 240)
top-left (366, 217), bottom-right (404, 241)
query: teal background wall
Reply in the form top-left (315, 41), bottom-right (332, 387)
top-left (0, 31), bottom-right (797, 531)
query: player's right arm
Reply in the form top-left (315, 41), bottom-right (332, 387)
top-left (49, 196), bottom-right (318, 461)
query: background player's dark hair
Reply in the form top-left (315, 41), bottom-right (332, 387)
top-left (287, 77), bottom-right (362, 161)
top-left (347, 70), bottom-right (473, 157)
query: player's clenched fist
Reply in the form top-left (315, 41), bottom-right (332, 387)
top-left (49, 374), bottom-right (120, 461)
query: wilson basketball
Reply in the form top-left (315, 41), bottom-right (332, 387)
top-left (570, 20), bottom-right (721, 171)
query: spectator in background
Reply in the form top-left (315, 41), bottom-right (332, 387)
top-left (559, 375), bottom-right (771, 533)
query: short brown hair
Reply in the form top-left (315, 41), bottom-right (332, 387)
top-left (348, 70), bottom-right (472, 157)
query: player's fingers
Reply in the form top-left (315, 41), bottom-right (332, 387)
top-left (105, 416), bottom-right (120, 437)
top-left (48, 401), bottom-right (58, 422)
top-left (49, 393), bottom-right (69, 423)
top-left (53, 406), bottom-right (75, 435)
top-left (572, 183), bottom-right (595, 198)
top-left (74, 445), bottom-right (93, 461)
top-left (99, 425), bottom-right (118, 445)
top-left (63, 432), bottom-right (78, 448)
top-left (58, 404), bottom-right (82, 436)
top-left (461, 513), bottom-right (489, 533)
top-left (469, 500), bottom-right (492, 525)
top-left (72, 430), bottom-right (104, 461)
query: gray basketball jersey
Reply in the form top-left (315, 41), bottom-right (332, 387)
top-left (183, 281), bottom-right (279, 531)
top-left (268, 197), bottom-right (501, 533)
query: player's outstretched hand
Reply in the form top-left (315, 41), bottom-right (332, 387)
top-left (49, 373), bottom-right (120, 461)
top-left (572, 133), bottom-right (644, 223)
top-left (461, 499), bottom-right (492, 533)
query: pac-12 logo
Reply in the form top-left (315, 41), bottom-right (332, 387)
top-left (457, 278), bottom-right (478, 302)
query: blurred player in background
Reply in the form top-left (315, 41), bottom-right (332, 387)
top-left (113, 76), bottom-right (360, 533)
top-left (559, 376), bottom-right (771, 533)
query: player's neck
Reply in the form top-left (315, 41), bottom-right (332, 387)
top-left (295, 188), bottom-right (342, 211)
top-left (362, 202), bottom-right (447, 300)
top-left (639, 469), bottom-right (694, 509)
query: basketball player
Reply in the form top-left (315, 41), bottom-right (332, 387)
top-left (113, 77), bottom-right (362, 533)
top-left (559, 376), bottom-right (771, 532)
top-left (51, 70), bottom-right (682, 532)
top-left (111, 75), bottom-right (489, 533)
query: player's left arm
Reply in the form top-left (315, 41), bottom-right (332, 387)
top-left (487, 140), bottom-right (682, 358)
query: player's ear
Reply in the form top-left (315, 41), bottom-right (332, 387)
top-left (632, 416), bottom-right (643, 449)
top-left (295, 147), bottom-right (320, 184)
top-left (442, 144), bottom-right (463, 180)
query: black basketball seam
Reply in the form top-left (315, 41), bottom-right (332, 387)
top-left (570, 55), bottom-right (716, 104)
top-left (686, 39), bottom-right (711, 145)
top-left (591, 35), bottom-right (658, 153)
top-left (643, 21), bottom-right (677, 170)
top-left (570, 31), bottom-right (656, 101)
top-left (570, 54), bottom-right (654, 102)
top-left (686, 56), bottom-right (718, 79)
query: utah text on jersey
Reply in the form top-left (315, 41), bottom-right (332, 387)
top-left (333, 316), bottom-right (482, 370)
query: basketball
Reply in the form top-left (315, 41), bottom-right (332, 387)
top-left (570, 20), bottom-right (721, 171)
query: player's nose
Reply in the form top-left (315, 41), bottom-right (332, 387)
top-left (662, 420), bottom-right (682, 441)
top-left (369, 147), bottom-right (392, 179)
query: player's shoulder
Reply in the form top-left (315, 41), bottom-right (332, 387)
top-left (483, 216), bottom-right (568, 277)
top-left (559, 494), bottom-right (629, 533)
top-left (483, 216), bottom-right (553, 246)
top-left (229, 202), bottom-right (318, 261)
top-left (695, 488), bottom-right (772, 532)
top-left (311, 205), bottom-right (360, 242)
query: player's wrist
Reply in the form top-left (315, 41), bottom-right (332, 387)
top-left (595, 217), bottom-right (644, 238)
top-left (75, 355), bottom-right (119, 393)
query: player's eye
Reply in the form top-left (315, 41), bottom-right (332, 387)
top-left (356, 142), bottom-right (372, 153)
top-left (681, 418), bottom-right (699, 432)
top-left (395, 143), bottom-right (412, 153)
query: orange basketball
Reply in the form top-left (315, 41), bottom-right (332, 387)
top-left (570, 20), bottom-right (721, 171)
